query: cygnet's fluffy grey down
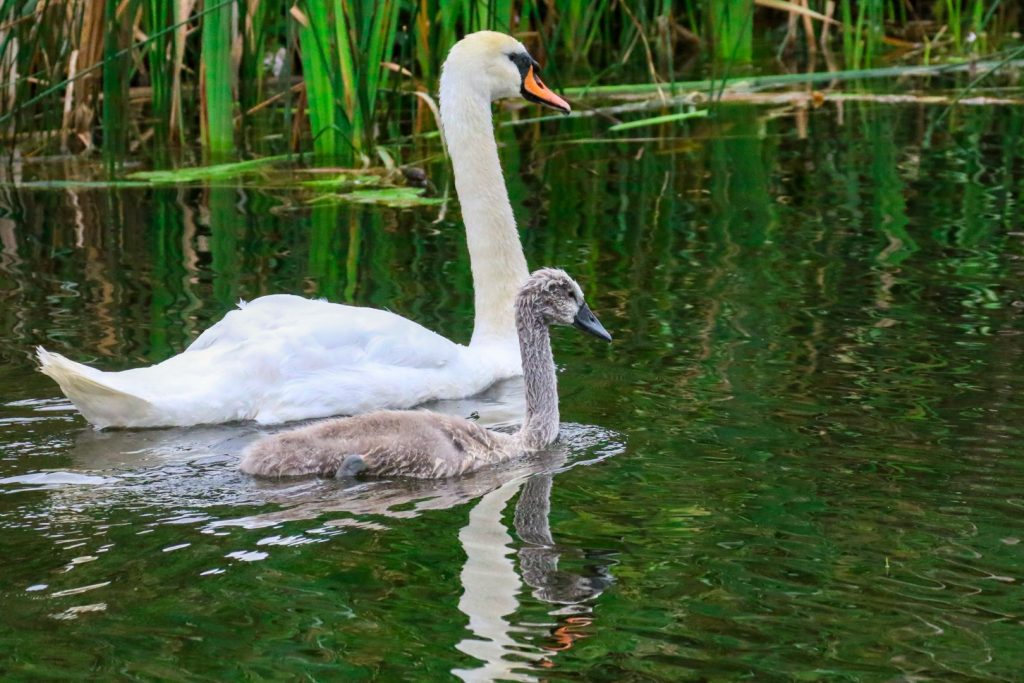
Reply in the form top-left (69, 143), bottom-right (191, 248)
top-left (239, 268), bottom-right (611, 479)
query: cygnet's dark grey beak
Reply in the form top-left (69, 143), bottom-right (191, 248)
top-left (573, 302), bottom-right (612, 342)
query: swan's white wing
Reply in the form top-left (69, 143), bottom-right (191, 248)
top-left (187, 295), bottom-right (461, 369)
top-left (40, 295), bottom-right (516, 427)
top-left (88, 296), bottom-right (481, 425)
top-left (241, 303), bottom-right (490, 423)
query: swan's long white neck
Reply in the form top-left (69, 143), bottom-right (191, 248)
top-left (440, 75), bottom-right (529, 347)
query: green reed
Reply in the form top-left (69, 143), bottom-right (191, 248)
top-left (143, 0), bottom-right (174, 148)
top-left (239, 0), bottom-right (271, 114)
top-left (102, 0), bottom-right (130, 162)
top-left (839, 0), bottom-right (884, 69)
top-left (201, 0), bottom-right (235, 157)
top-left (0, 1), bottom-right (1019, 163)
top-left (294, 0), bottom-right (402, 163)
top-left (710, 0), bottom-right (753, 63)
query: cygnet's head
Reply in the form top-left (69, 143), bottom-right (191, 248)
top-left (517, 269), bottom-right (612, 341)
top-left (441, 31), bottom-right (571, 114)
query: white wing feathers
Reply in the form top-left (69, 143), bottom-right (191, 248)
top-left (35, 297), bottom-right (517, 428)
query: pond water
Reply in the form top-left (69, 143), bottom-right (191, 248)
top-left (2, 101), bottom-right (1023, 680)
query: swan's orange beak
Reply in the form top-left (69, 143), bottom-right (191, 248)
top-left (521, 65), bottom-right (571, 115)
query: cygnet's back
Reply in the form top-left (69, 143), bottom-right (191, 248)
top-left (239, 268), bottom-right (611, 480)
top-left (240, 410), bottom-right (511, 479)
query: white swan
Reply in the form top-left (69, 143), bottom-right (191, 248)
top-left (36, 31), bottom-right (572, 429)
top-left (239, 269), bottom-right (611, 479)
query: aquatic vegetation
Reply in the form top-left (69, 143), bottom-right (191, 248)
top-left (0, 1), bottom-right (1019, 164)
top-left (307, 187), bottom-right (443, 208)
top-left (126, 155), bottom-right (291, 183)
top-left (607, 109), bottom-right (709, 132)
top-left (200, 0), bottom-right (235, 157)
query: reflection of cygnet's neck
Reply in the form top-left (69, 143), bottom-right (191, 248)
top-left (514, 474), bottom-right (615, 604)
top-left (512, 293), bottom-right (560, 452)
top-left (440, 57), bottom-right (529, 348)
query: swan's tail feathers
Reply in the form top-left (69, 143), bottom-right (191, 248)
top-left (35, 347), bottom-right (154, 429)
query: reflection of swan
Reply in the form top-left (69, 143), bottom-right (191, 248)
top-left (4, 406), bottom-right (620, 679)
top-left (455, 478), bottom-right (542, 682)
top-left (514, 474), bottom-right (614, 605)
top-left (36, 31), bottom-right (572, 429)
top-left (239, 270), bottom-right (611, 479)
top-left (454, 463), bottom-right (615, 682)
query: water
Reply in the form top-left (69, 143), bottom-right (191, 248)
top-left (2, 101), bottom-right (1024, 680)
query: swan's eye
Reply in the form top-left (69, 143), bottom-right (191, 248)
top-left (508, 52), bottom-right (536, 79)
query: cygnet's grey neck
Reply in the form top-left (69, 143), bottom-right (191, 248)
top-left (439, 75), bottom-right (529, 347)
top-left (514, 304), bottom-right (559, 451)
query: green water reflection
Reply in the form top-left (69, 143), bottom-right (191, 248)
top-left (1, 102), bottom-right (1023, 680)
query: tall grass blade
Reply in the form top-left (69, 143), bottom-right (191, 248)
top-left (170, 0), bottom-right (196, 142)
top-left (201, 0), bottom-right (235, 157)
top-left (143, 0), bottom-right (175, 149)
top-left (102, 0), bottom-right (131, 163)
top-left (294, 1), bottom-right (338, 160)
top-left (331, 0), bottom-right (360, 157)
top-left (710, 0), bottom-right (753, 63)
top-left (240, 0), bottom-right (269, 113)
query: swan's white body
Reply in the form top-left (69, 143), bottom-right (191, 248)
top-left (37, 296), bottom-right (519, 428)
top-left (37, 32), bottom-right (570, 429)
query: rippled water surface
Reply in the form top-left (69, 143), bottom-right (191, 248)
top-left (2, 102), bottom-right (1024, 680)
